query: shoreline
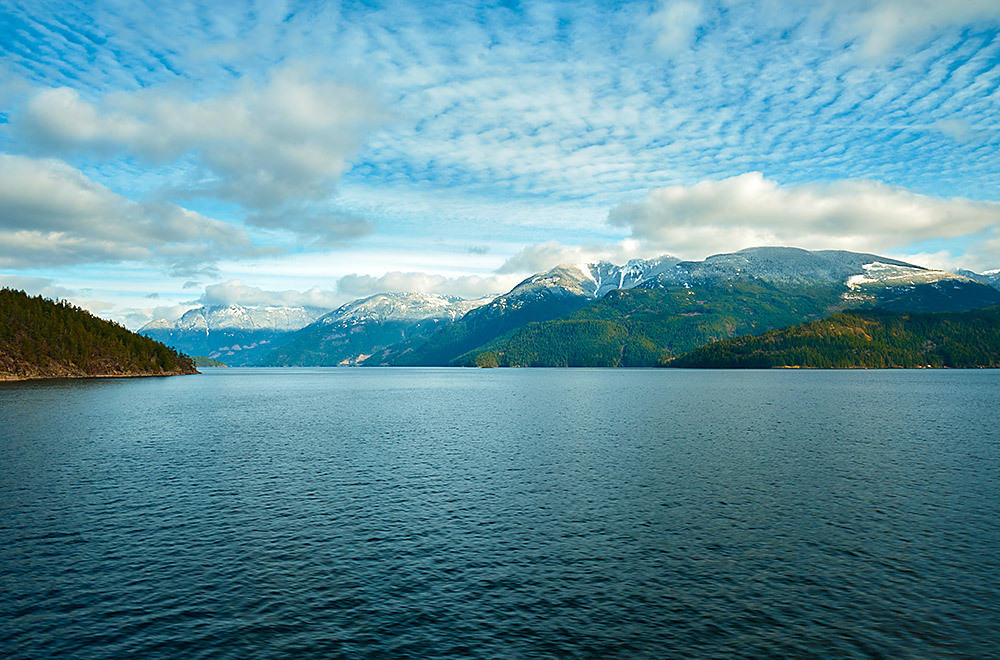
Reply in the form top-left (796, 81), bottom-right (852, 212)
top-left (0, 370), bottom-right (200, 383)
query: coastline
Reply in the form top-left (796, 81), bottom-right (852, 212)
top-left (0, 369), bottom-right (200, 382)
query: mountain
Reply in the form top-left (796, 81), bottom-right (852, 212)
top-left (367, 257), bottom-right (679, 365)
top-left (376, 247), bottom-right (1000, 367)
top-left (140, 304), bottom-right (327, 366)
top-left (957, 269), bottom-right (1000, 292)
top-left (668, 306), bottom-right (1000, 369)
top-left (454, 281), bottom-right (843, 367)
top-left (256, 292), bottom-right (493, 366)
top-left (1, 288), bottom-right (196, 380)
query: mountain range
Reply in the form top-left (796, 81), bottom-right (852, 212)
top-left (141, 304), bottom-right (328, 366)
top-left (258, 292), bottom-right (493, 366)
top-left (139, 247), bottom-right (1000, 368)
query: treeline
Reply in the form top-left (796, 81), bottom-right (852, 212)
top-left (669, 307), bottom-right (1000, 369)
top-left (1, 288), bottom-right (197, 379)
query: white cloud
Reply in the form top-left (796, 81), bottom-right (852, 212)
top-left (0, 274), bottom-right (76, 300)
top-left (496, 239), bottom-right (655, 274)
top-left (199, 280), bottom-right (344, 309)
top-left (841, 0), bottom-right (1000, 58)
top-left (118, 302), bottom-right (203, 330)
top-left (14, 66), bottom-right (384, 243)
top-left (0, 154), bottom-right (262, 273)
top-left (607, 172), bottom-right (1000, 259)
top-left (648, 0), bottom-right (705, 55)
top-left (336, 271), bottom-right (518, 299)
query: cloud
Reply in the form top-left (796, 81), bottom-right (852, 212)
top-left (607, 172), bottom-right (1000, 259)
top-left (0, 274), bottom-right (76, 300)
top-left (194, 272), bottom-right (517, 311)
top-left (13, 66), bottom-right (385, 243)
top-left (841, 0), bottom-right (1000, 58)
top-left (244, 207), bottom-right (374, 246)
top-left (199, 280), bottom-right (344, 309)
top-left (120, 302), bottom-right (203, 330)
top-left (648, 0), bottom-right (705, 55)
top-left (496, 239), bottom-right (653, 274)
top-left (336, 271), bottom-right (518, 299)
top-left (0, 154), bottom-right (263, 273)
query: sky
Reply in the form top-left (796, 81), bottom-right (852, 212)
top-left (2, 0), bottom-right (999, 328)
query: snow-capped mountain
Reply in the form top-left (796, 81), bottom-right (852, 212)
top-left (957, 268), bottom-right (1000, 292)
top-left (140, 304), bottom-right (328, 365)
top-left (256, 292), bottom-right (494, 366)
top-left (374, 247), bottom-right (1000, 366)
top-left (143, 304), bottom-right (325, 333)
top-left (504, 257), bottom-right (680, 300)
top-left (317, 292), bottom-right (491, 326)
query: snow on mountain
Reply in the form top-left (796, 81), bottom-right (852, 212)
top-left (956, 268), bottom-right (1000, 291)
top-left (496, 256), bottom-right (680, 306)
top-left (317, 292), bottom-right (493, 326)
top-left (146, 304), bottom-right (327, 333)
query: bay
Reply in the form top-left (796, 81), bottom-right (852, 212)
top-left (1, 368), bottom-right (998, 659)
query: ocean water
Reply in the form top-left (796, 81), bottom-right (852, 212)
top-left (1, 368), bottom-right (998, 659)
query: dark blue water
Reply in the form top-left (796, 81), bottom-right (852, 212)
top-left (1, 368), bottom-right (998, 659)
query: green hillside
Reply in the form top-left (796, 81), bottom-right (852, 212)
top-left (260, 318), bottom-right (449, 366)
top-left (668, 307), bottom-right (1000, 368)
top-left (191, 355), bottom-right (227, 367)
top-left (454, 282), bottom-right (843, 367)
top-left (369, 291), bottom-right (590, 366)
top-left (1, 288), bottom-right (197, 380)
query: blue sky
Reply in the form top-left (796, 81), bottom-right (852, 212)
top-left (2, 0), bottom-right (999, 326)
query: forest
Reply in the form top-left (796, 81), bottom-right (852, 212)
top-left (669, 307), bottom-right (1000, 369)
top-left (1, 288), bottom-right (197, 379)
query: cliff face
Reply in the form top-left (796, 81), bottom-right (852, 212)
top-left (0, 288), bottom-right (198, 381)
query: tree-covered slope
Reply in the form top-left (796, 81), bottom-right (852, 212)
top-left (454, 282), bottom-right (844, 367)
top-left (369, 284), bottom-right (591, 366)
top-left (0, 288), bottom-right (197, 379)
top-left (668, 306), bottom-right (1000, 369)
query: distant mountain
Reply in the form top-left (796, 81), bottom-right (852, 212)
top-left (257, 292), bottom-right (493, 366)
top-left (140, 304), bottom-right (327, 366)
top-left (668, 306), bottom-right (1000, 369)
top-left (957, 269), bottom-right (1000, 292)
top-left (367, 258), bottom-right (678, 365)
top-left (1, 288), bottom-right (196, 380)
top-left (375, 247), bottom-right (1000, 367)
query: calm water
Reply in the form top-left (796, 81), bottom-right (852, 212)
top-left (1, 368), bottom-right (998, 659)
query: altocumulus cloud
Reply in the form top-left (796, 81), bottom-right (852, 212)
top-left (608, 172), bottom-right (1000, 261)
top-left (14, 66), bottom-right (383, 244)
top-left (0, 154), bottom-right (261, 274)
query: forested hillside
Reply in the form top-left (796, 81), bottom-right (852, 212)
top-left (669, 307), bottom-right (1000, 369)
top-left (454, 282), bottom-right (842, 367)
top-left (1, 288), bottom-right (197, 380)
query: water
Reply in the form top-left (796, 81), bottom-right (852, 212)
top-left (1, 368), bottom-right (998, 659)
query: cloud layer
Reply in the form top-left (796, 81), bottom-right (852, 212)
top-left (14, 67), bottom-right (383, 244)
top-left (607, 172), bottom-right (1000, 260)
top-left (0, 154), bottom-right (260, 273)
